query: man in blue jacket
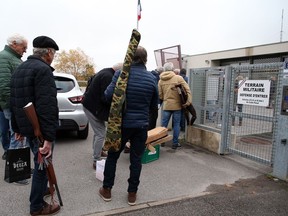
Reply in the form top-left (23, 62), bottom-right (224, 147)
top-left (99, 46), bottom-right (159, 206)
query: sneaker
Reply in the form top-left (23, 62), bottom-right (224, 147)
top-left (2, 152), bottom-right (7, 160)
top-left (128, 192), bottom-right (137, 206)
top-left (101, 151), bottom-right (108, 158)
top-left (31, 168), bottom-right (34, 176)
top-left (99, 187), bottom-right (111, 202)
top-left (14, 179), bottom-right (29, 185)
top-left (172, 143), bottom-right (182, 150)
top-left (30, 203), bottom-right (60, 216)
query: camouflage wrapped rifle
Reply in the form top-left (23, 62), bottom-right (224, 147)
top-left (103, 29), bottom-right (141, 152)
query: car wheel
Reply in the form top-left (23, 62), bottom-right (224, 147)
top-left (77, 123), bottom-right (89, 139)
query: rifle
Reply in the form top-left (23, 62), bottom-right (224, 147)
top-left (175, 84), bottom-right (197, 125)
top-left (23, 102), bottom-right (63, 206)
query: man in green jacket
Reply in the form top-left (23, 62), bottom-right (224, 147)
top-left (0, 33), bottom-right (28, 184)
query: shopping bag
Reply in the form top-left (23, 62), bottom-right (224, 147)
top-left (95, 159), bottom-right (106, 181)
top-left (4, 147), bottom-right (31, 183)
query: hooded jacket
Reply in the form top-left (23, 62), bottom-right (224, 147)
top-left (158, 71), bottom-right (192, 110)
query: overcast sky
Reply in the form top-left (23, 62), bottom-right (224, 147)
top-left (1, 0), bottom-right (288, 72)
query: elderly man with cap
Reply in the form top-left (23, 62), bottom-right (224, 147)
top-left (10, 36), bottom-right (60, 216)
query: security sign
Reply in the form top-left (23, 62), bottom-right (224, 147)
top-left (237, 80), bottom-right (270, 107)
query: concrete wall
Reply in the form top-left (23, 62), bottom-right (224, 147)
top-left (186, 126), bottom-right (221, 154)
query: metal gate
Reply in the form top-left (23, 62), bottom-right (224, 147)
top-left (190, 63), bottom-right (284, 165)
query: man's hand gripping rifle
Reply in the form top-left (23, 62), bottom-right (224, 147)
top-left (23, 102), bottom-right (63, 206)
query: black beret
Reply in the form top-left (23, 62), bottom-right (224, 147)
top-left (33, 36), bottom-right (59, 50)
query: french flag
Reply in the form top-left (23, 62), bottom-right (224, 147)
top-left (137, 0), bottom-right (142, 21)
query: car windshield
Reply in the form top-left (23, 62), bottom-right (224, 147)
top-left (54, 76), bottom-right (75, 93)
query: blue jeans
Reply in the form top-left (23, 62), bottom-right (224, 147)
top-left (0, 111), bottom-right (10, 152)
top-left (28, 137), bottom-right (51, 213)
top-left (161, 110), bottom-right (181, 145)
top-left (3, 109), bottom-right (24, 149)
top-left (103, 127), bottom-right (147, 192)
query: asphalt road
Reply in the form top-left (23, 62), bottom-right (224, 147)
top-left (109, 175), bottom-right (288, 216)
top-left (1, 129), bottom-right (288, 216)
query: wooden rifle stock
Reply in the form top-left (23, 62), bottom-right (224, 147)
top-left (23, 102), bottom-right (43, 142)
top-left (23, 102), bottom-right (63, 206)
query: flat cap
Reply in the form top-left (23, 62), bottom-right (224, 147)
top-left (33, 36), bottom-right (59, 50)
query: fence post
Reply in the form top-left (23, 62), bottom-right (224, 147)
top-left (219, 66), bottom-right (232, 154)
top-left (272, 71), bottom-right (288, 180)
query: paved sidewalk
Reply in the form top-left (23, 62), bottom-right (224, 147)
top-left (0, 135), bottom-right (275, 216)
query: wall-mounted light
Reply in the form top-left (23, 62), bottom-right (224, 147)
top-left (205, 60), bottom-right (210, 64)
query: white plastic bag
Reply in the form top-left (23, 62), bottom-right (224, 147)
top-left (95, 159), bottom-right (106, 181)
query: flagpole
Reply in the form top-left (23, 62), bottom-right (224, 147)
top-left (137, 19), bottom-right (139, 30)
top-left (137, 0), bottom-right (139, 30)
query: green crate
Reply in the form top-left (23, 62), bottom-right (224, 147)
top-left (141, 144), bottom-right (160, 164)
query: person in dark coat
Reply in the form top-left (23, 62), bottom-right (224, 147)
top-left (10, 36), bottom-right (60, 216)
top-left (148, 68), bottom-right (161, 130)
top-left (99, 46), bottom-right (159, 206)
top-left (82, 63), bottom-right (122, 169)
top-left (179, 68), bottom-right (189, 131)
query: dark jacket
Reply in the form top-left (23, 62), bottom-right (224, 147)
top-left (82, 68), bottom-right (115, 121)
top-left (105, 63), bottom-right (158, 128)
top-left (0, 45), bottom-right (23, 109)
top-left (10, 55), bottom-right (59, 142)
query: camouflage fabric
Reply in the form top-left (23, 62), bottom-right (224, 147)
top-left (103, 29), bottom-right (141, 152)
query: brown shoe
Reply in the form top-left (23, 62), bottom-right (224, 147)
top-left (99, 187), bottom-right (111, 202)
top-left (128, 192), bottom-right (137, 206)
top-left (30, 203), bottom-right (60, 216)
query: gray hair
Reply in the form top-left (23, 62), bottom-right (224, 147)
top-left (7, 33), bottom-right (27, 45)
top-left (33, 48), bottom-right (49, 57)
top-left (112, 62), bottom-right (123, 71)
top-left (156, 66), bottom-right (164, 73)
top-left (163, 62), bottom-right (174, 71)
top-left (174, 68), bottom-right (180, 75)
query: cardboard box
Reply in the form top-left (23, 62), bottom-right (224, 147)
top-left (146, 127), bottom-right (168, 144)
top-left (141, 144), bottom-right (160, 164)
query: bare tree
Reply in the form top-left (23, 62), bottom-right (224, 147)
top-left (53, 48), bottom-right (95, 80)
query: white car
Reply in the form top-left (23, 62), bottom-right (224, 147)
top-left (54, 72), bottom-right (89, 139)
